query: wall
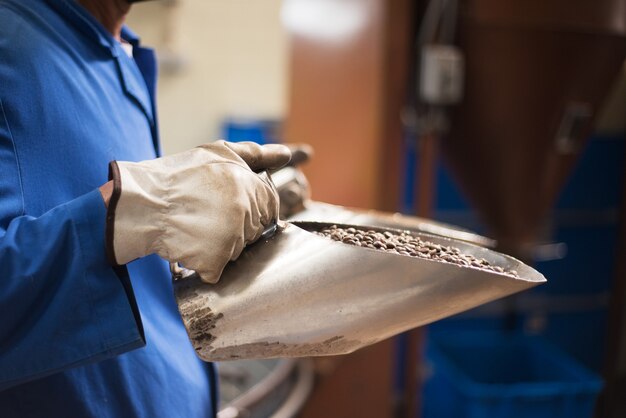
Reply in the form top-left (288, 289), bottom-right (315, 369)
top-left (127, 0), bottom-right (288, 155)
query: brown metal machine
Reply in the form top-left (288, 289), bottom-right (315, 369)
top-left (443, 0), bottom-right (626, 258)
top-left (433, 2), bottom-right (626, 416)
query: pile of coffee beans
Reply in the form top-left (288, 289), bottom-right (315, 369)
top-left (315, 225), bottom-right (519, 277)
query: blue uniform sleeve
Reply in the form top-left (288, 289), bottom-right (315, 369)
top-left (0, 189), bottom-right (145, 391)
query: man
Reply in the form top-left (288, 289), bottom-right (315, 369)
top-left (0, 0), bottom-right (290, 416)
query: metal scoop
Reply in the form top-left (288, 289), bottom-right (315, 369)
top-left (173, 221), bottom-right (545, 362)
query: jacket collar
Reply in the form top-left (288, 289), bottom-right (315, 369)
top-left (45, 0), bottom-right (120, 56)
top-left (44, 0), bottom-right (155, 125)
top-left (45, 0), bottom-right (142, 52)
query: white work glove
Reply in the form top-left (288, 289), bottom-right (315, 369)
top-left (105, 140), bottom-right (291, 284)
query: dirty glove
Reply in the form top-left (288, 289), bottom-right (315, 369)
top-left (105, 140), bottom-right (291, 283)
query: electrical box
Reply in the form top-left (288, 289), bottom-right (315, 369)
top-left (420, 44), bottom-right (464, 105)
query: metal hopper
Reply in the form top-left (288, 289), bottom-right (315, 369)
top-left (442, 0), bottom-right (626, 257)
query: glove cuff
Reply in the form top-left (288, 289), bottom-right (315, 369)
top-left (105, 160), bottom-right (167, 266)
top-left (105, 161), bottom-right (123, 266)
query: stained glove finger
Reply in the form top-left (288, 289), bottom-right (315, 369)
top-left (194, 250), bottom-right (232, 284)
top-left (254, 177), bottom-right (280, 227)
top-left (224, 141), bottom-right (292, 171)
top-left (285, 143), bottom-right (314, 167)
top-left (197, 263), bottom-right (227, 284)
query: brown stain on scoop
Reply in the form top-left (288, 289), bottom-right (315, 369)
top-left (176, 289), bottom-right (225, 352)
top-left (199, 335), bottom-right (362, 361)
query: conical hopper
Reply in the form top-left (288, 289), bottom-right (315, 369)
top-left (443, 0), bottom-right (626, 256)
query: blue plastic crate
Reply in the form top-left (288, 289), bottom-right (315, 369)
top-left (422, 331), bottom-right (603, 418)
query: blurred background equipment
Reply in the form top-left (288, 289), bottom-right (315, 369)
top-left (128, 0), bottom-right (626, 416)
top-left (442, 0), bottom-right (626, 259)
top-left (216, 359), bottom-right (314, 418)
top-left (285, 0), bottom-right (626, 416)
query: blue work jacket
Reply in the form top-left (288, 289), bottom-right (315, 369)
top-left (0, 0), bottom-right (217, 416)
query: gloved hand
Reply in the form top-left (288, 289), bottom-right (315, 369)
top-left (105, 140), bottom-right (291, 283)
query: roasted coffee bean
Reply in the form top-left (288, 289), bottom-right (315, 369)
top-left (315, 225), bottom-right (519, 278)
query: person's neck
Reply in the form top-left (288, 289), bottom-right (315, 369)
top-left (78, 0), bottom-right (130, 41)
